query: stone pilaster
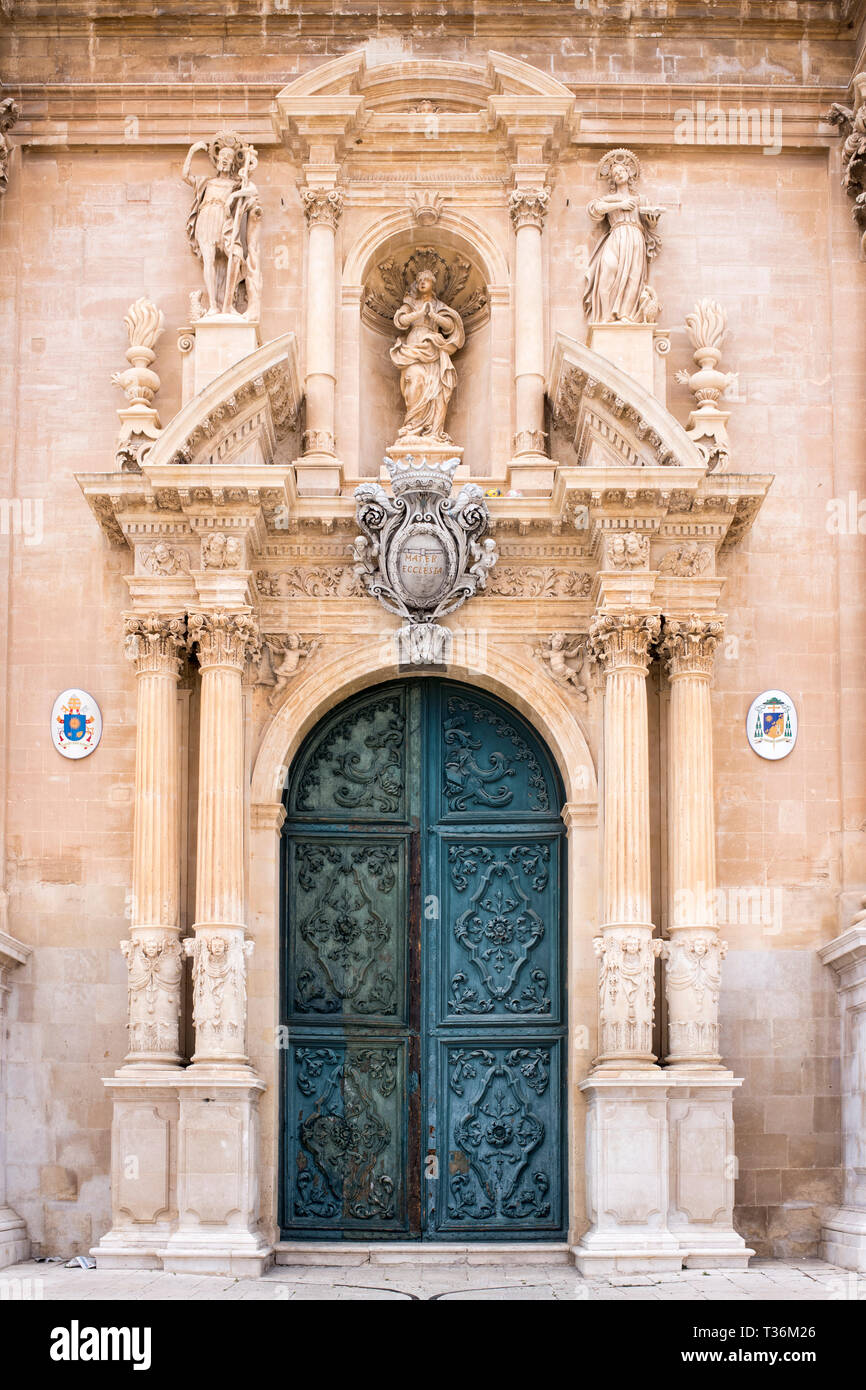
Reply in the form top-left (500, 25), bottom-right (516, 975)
top-left (819, 921), bottom-right (866, 1273)
top-left (658, 616), bottom-right (727, 1067)
top-left (587, 611), bottom-right (662, 1067)
top-left (300, 186), bottom-right (344, 459)
top-left (187, 610), bottom-right (259, 1067)
top-left (508, 185), bottom-right (550, 458)
top-left (122, 615), bottom-right (187, 1067)
top-left (0, 931), bottom-right (30, 1269)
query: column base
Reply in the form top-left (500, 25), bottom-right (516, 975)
top-left (820, 1209), bottom-right (866, 1273)
top-left (578, 1068), bottom-right (752, 1273)
top-left (0, 1206), bottom-right (30, 1270)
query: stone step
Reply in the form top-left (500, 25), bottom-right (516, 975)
top-left (273, 1242), bottom-right (572, 1267)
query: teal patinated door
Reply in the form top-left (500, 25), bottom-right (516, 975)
top-left (280, 679), bottom-right (566, 1240)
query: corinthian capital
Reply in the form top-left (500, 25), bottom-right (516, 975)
top-left (301, 186), bottom-right (344, 229)
top-left (508, 186), bottom-right (550, 231)
top-left (586, 611), bottom-right (661, 676)
top-left (123, 614), bottom-right (187, 676)
top-left (188, 609), bottom-right (260, 671)
top-left (659, 615), bottom-right (725, 678)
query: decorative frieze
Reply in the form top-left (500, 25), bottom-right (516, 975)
top-left (141, 543), bottom-right (191, 577)
top-left (605, 531), bottom-right (649, 570)
top-left (659, 541), bottom-right (711, 577)
top-left (508, 186), bottom-right (550, 231)
top-left (256, 565), bottom-right (361, 598)
top-left (486, 566), bottom-right (591, 598)
top-left (201, 532), bottom-right (243, 569)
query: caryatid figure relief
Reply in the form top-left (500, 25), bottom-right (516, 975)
top-left (182, 129), bottom-right (263, 321)
top-left (583, 147), bottom-right (665, 325)
top-left (390, 269), bottom-right (465, 442)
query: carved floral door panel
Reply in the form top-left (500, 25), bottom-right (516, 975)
top-left (281, 680), bottom-right (565, 1240)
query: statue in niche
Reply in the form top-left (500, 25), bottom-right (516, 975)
top-left (583, 147), bottom-right (665, 325)
top-left (390, 269), bottom-right (465, 441)
top-left (182, 129), bottom-right (262, 321)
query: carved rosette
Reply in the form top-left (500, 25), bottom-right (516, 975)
top-left (188, 610), bottom-right (260, 672)
top-left (586, 611), bottom-right (661, 676)
top-left (593, 930), bottom-right (664, 1063)
top-left (184, 930), bottom-right (254, 1062)
top-left (508, 186), bottom-right (551, 232)
top-left (660, 930), bottom-right (727, 1064)
top-left (659, 616), bottom-right (724, 679)
top-left (123, 614), bottom-right (187, 677)
top-left (301, 187), bottom-right (345, 230)
top-left (120, 931), bottom-right (183, 1063)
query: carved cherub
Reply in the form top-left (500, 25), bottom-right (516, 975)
top-left (469, 537), bottom-right (498, 589)
top-left (260, 634), bottom-right (319, 707)
top-left (142, 541), bottom-right (190, 576)
top-left (607, 532), bottom-right (648, 570)
top-left (534, 632), bottom-right (589, 700)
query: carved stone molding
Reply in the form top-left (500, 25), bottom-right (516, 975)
top-left (184, 930), bottom-right (253, 1059)
top-left (485, 566), bottom-right (591, 599)
top-left (120, 931), bottom-right (183, 1061)
top-left (661, 930), bottom-right (727, 1063)
top-left (188, 610), bottom-right (260, 671)
top-left (594, 930), bottom-right (664, 1061)
top-left (586, 611), bottom-right (661, 676)
top-left (508, 186), bottom-right (550, 231)
top-left (256, 565), bottom-right (362, 599)
top-left (658, 615), bottom-right (725, 678)
top-left (301, 186), bottom-right (345, 229)
top-left (123, 614), bottom-right (187, 677)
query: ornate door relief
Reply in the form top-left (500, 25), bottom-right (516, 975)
top-left (280, 680), bottom-right (566, 1240)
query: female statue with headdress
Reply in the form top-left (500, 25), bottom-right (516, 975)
top-left (583, 147), bottom-right (665, 325)
top-left (182, 129), bottom-right (262, 320)
top-left (390, 268), bottom-right (465, 441)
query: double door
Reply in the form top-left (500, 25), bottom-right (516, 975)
top-left (280, 679), bottom-right (566, 1239)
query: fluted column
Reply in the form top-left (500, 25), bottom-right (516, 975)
top-left (659, 616), bottom-right (727, 1068)
top-left (508, 186), bottom-right (550, 457)
top-left (587, 611), bottom-right (662, 1067)
top-left (187, 610), bottom-right (259, 1067)
top-left (121, 615), bottom-right (186, 1067)
top-left (301, 186), bottom-right (343, 457)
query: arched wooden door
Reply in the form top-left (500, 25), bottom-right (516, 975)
top-left (280, 679), bottom-right (566, 1240)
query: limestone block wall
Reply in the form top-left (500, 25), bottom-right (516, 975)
top-left (721, 950), bottom-right (842, 1258)
top-left (0, 8), bottom-right (864, 1257)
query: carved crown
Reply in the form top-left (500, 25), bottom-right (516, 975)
top-left (384, 453), bottom-right (460, 498)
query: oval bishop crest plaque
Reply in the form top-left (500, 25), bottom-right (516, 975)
top-left (746, 690), bottom-right (797, 761)
top-left (51, 689), bottom-right (103, 760)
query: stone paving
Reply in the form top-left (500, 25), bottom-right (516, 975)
top-left (1, 1257), bottom-right (862, 1301)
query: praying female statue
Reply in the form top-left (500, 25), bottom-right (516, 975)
top-left (583, 147), bottom-right (665, 324)
top-left (390, 269), bottom-right (465, 441)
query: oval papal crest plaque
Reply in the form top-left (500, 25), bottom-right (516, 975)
top-left (746, 690), bottom-right (797, 761)
top-left (51, 689), bottom-right (103, 760)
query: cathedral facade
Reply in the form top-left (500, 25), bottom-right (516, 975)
top-left (1, 0), bottom-right (865, 1277)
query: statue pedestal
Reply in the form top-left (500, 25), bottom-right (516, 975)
top-left (587, 323), bottom-right (669, 402)
top-left (192, 314), bottom-right (260, 397)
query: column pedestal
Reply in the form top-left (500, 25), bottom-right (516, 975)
top-left (192, 315), bottom-right (260, 396)
top-left (819, 923), bottom-right (866, 1272)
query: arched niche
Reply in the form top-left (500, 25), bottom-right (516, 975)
top-left (340, 210), bottom-right (511, 479)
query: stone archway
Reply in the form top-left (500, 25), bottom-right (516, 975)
top-left (248, 640), bottom-right (599, 1253)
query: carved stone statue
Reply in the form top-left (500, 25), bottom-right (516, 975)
top-left (182, 129), bottom-right (262, 320)
top-left (826, 74), bottom-right (866, 252)
top-left (583, 148), bottom-right (664, 324)
top-left (0, 95), bottom-right (19, 196)
top-left (390, 269), bottom-right (465, 441)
